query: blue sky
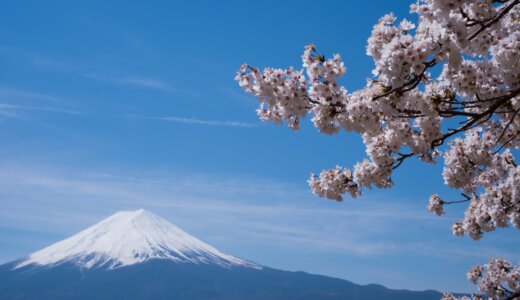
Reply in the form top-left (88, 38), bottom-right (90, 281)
top-left (0, 0), bottom-right (519, 293)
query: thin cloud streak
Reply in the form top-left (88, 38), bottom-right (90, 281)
top-left (0, 47), bottom-right (192, 96)
top-left (85, 73), bottom-right (174, 91)
top-left (0, 87), bottom-right (63, 102)
top-left (0, 46), bottom-right (81, 72)
top-left (126, 114), bottom-right (258, 128)
top-left (84, 73), bottom-right (201, 97)
top-left (1, 164), bottom-right (511, 264)
top-left (218, 86), bottom-right (257, 105)
top-left (0, 104), bottom-right (84, 116)
top-left (240, 223), bottom-right (397, 256)
top-left (0, 166), bottom-right (420, 254)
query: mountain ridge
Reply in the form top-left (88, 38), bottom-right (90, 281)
top-left (0, 260), bottom-right (445, 300)
top-left (0, 209), bottom-right (452, 299)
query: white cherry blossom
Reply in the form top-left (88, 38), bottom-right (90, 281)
top-left (236, 0), bottom-right (520, 298)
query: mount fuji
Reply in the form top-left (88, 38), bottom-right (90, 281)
top-left (0, 209), bottom-right (445, 299)
top-left (15, 209), bottom-right (256, 270)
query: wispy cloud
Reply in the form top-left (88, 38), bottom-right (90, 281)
top-left (1, 164), bottom-right (512, 259)
top-left (0, 88), bottom-right (82, 122)
top-left (0, 46), bottom-right (198, 97)
top-left (0, 165), bottom-right (418, 247)
top-left (84, 73), bottom-right (202, 97)
top-left (219, 86), bottom-right (257, 105)
top-left (241, 223), bottom-right (397, 256)
top-left (0, 46), bottom-right (81, 72)
top-left (0, 104), bottom-right (83, 116)
top-left (0, 87), bottom-right (63, 103)
top-left (85, 73), bottom-right (174, 91)
top-left (126, 114), bottom-right (258, 128)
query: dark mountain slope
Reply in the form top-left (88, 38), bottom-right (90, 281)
top-left (0, 260), bottom-right (442, 300)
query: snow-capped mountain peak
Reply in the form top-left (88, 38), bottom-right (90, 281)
top-left (16, 209), bottom-right (258, 270)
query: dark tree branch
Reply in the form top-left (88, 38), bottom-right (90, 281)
top-left (494, 131), bottom-right (520, 154)
top-left (372, 59), bottom-right (436, 101)
top-left (444, 193), bottom-right (472, 205)
top-left (494, 107), bottom-right (520, 144)
top-left (505, 292), bottom-right (520, 300)
top-left (467, 0), bottom-right (519, 40)
top-left (431, 87), bottom-right (520, 148)
top-left (392, 152), bottom-right (414, 169)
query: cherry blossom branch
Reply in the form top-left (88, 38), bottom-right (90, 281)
top-left (237, 2), bottom-right (520, 298)
top-left (494, 107), bottom-right (520, 143)
top-left (467, 0), bottom-right (519, 40)
top-left (444, 198), bottom-right (472, 205)
top-left (431, 87), bottom-right (520, 148)
top-left (444, 193), bottom-right (472, 205)
top-left (392, 152), bottom-right (414, 169)
top-left (506, 292), bottom-right (520, 300)
top-left (371, 59), bottom-right (436, 101)
top-left (493, 131), bottom-right (520, 155)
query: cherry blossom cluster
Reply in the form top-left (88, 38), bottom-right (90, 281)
top-left (435, 133), bottom-right (518, 241)
top-left (236, 0), bottom-right (519, 298)
top-left (236, 65), bottom-right (309, 130)
top-left (443, 258), bottom-right (520, 300)
top-left (236, 0), bottom-right (519, 230)
top-left (427, 194), bottom-right (445, 216)
top-left (308, 166), bottom-right (360, 201)
top-left (441, 293), bottom-right (484, 300)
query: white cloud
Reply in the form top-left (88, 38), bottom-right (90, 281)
top-left (0, 87), bottom-right (83, 122)
top-left (0, 104), bottom-right (83, 116)
top-left (0, 87), bottom-right (63, 102)
top-left (126, 114), bottom-right (258, 128)
top-left (85, 73), bottom-right (174, 91)
top-left (0, 47), bottom-right (81, 72)
top-left (84, 73), bottom-right (202, 97)
top-left (0, 165), bottom-right (416, 244)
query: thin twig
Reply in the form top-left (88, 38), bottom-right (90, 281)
top-left (468, 0), bottom-right (519, 40)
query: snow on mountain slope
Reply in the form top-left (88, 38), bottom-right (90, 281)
top-left (16, 209), bottom-right (259, 270)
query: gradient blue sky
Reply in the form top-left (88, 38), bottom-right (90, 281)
top-left (1, 0), bottom-right (519, 293)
